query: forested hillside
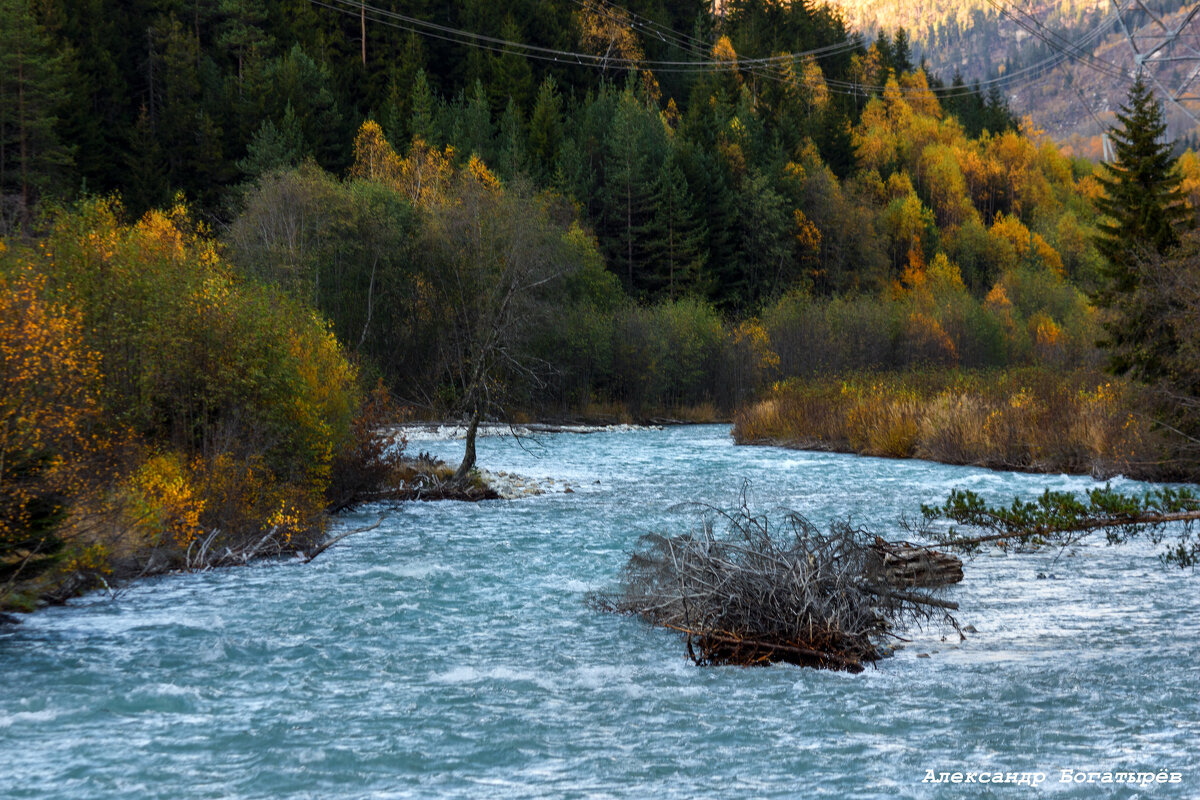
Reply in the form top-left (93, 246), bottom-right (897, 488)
top-left (5, 0), bottom-right (1200, 606)
top-left (829, 0), bottom-right (1200, 152)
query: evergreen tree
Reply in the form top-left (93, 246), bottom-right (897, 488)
top-left (237, 104), bottom-right (303, 179)
top-left (601, 87), bottom-right (662, 293)
top-left (409, 68), bottom-right (436, 143)
top-left (528, 76), bottom-right (563, 182)
top-left (496, 98), bottom-right (526, 179)
top-left (490, 17), bottom-right (533, 111)
top-left (1094, 75), bottom-right (1192, 382)
top-left (263, 45), bottom-right (346, 169)
top-left (217, 0), bottom-right (272, 83)
top-left (0, 0), bottom-right (74, 225)
top-left (125, 104), bottom-right (168, 215)
top-left (645, 153), bottom-right (706, 299)
top-left (891, 28), bottom-right (913, 75)
top-left (455, 80), bottom-right (494, 161)
top-left (156, 15), bottom-right (204, 193)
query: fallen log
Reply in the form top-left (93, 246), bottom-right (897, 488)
top-left (870, 537), bottom-right (964, 588)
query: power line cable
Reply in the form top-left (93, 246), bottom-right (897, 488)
top-left (311, 0), bottom-right (1116, 100)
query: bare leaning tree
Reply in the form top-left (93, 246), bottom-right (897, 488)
top-left (420, 173), bottom-right (572, 485)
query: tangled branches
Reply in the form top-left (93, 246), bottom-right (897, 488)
top-left (594, 496), bottom-right (960, 672)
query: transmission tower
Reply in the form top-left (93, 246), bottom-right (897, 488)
top-left (1111, 0), bottom-right (1200, 122)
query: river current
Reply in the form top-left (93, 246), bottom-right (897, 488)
top-left (1, 425), bottom-right (1197, 798)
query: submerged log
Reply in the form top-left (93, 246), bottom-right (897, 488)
top-left (870, 537), bottom-right (964, 588)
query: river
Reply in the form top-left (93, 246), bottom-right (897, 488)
top-left (1, 425), bottom-right (1197, 798)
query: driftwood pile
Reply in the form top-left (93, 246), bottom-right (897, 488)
top-left (594, 502), bottom-right (962, 672)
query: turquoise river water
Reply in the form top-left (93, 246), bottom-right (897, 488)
top-left (1, 425), bottom-right (1197, 798)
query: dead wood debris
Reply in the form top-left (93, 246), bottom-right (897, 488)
top-left (592, 499), bottom-right (962, 672)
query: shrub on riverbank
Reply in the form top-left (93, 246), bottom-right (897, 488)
top-left (733, 369), bottom-right (1167, 479)
top-left (0, 200), bottom-right (362, 610)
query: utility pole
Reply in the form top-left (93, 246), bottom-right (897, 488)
top-left (361, 2), bottom-right (367, 66)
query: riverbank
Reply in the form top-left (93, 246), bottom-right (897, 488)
top-left (0, 449), bottom-right (499, 618)
top-left (732, 368), bottom-right (1172, 481)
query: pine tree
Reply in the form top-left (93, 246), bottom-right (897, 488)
top-left (490, 17), bottom-right (533, 111)
top-left (891, 28), bottom-right (913, 75)
top-left (217, 0), bottom-right (272, 84)
top-left (1094, 75), bottom-right (1192, 381)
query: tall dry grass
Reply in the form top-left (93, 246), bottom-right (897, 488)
top-left (732, 369), bottom-right (1165, 479)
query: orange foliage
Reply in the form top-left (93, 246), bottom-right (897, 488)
top-left (0, 268), bottom-right (103, 545)
top-left (990, 212), bottom-right (1064, 275)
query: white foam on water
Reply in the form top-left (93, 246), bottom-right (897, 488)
top-left (0, 709), bottom-right (59, 727)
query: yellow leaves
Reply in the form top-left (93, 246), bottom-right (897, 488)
top-left (898, 69), bottom-right (940, 119)
top-left (0, 268), bottom-right (102, 475)
top-left (882, 76), bottom-right (913, 125)
top-left (793, 209), bottom-right (821, 256)
top-left (719, 129), bottom-right (747, 180)
top-left (901, 246), bottom-right (926, 290)
top-left (799, 56), bottom-right (829, 112)
top-left (885, 171), bottom-right (915, 200)
top-left (128, 453), bottom-right (206, 547)
top-left (905, 311), bottom-right (958, 364)
top-left (853, 97), bottom-right (897, 173)
top-left (731, 318), bottom-right (780, 372)
top-left (350, 120), bottom-right (403, 185)
top-left (466, 154), bottom-right (502, 193)
top-left (1075, 173), bottom-right (1105, 205)
top-left (63, 543), bottom-right (112, 576)
top-left (1178, 149), bottom-right (1200, 211)
top-left (661, 97), bottom-right (681, 131)
top-left (0, 268), bottom-right (103, 545)
top-left (984, 282), bottom-right (1012, 312)
top-left (350, 119), bottom-right (462, 207)
top-left (989, 212), bottom-right (1064, 275)
top-left (711, 35), bottom-right (738, 69)
top-left (399, 139), bottom-right (456, 207)
top-left (1019, 114), bottom-right (1045, 141)
top-left (927, 252), bottom-right (965, 293)
top-left (1029, 311), bottom-right (1064, 361)
top-left (576, 0), bottom-right (644, 68)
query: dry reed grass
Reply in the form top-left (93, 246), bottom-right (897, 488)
top-left (733, 369), bottom-right (1164, 479)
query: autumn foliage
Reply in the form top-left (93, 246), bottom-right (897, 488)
top-left (1, 200), bottom-right (360, 607)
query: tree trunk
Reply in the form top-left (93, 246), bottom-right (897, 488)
top-left (870, 538), bottom-right (964, 588)
top-left (452, 410), bottom-right (480, 485)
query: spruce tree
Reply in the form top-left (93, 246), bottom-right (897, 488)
top-left (408, 69), bottom-right (436, 143)
top-left (0, 0), bottom-right (74, 225)
top-left (645, 154), bottom-right (706, 299)
top-left (528, 77), bottom-right (563, 182)
top-left (1094, 75), bottom-right (1191, 381)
